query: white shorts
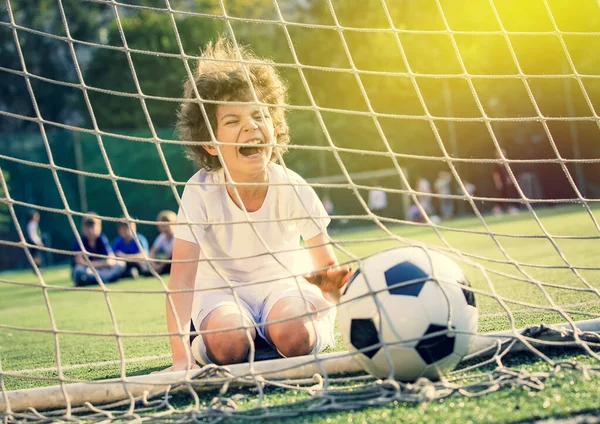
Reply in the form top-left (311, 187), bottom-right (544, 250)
top-left (191, 276), bottom-right (336, 365)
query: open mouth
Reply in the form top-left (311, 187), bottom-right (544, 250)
top-left (239, 144), bottom-right (264, 157)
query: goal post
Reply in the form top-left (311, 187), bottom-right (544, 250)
top-left (3, 318), bottom-right (599, 414)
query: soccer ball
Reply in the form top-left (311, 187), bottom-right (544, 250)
top-left (337, 246), bottom-right (478, 381)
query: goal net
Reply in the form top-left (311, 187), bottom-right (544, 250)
top-left (1, 0), bottom-right (600, 421)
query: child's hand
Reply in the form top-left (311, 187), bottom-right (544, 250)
top-left (304, 263), bottom-right (354, 303)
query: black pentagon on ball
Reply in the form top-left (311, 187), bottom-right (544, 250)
top-left (350, 318), bottom-right (380, 359)
top-left (415, 324), bottom-right (455, 365)
top-left (385, 261), bottom-right (429, 296)
top-left (458, 275), bottom-right (477, 307)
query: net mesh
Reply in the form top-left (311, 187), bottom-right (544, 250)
top-left (1, 0), bottom-right (600, 421)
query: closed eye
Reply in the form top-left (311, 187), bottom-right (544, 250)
top-left (253, 113), bottom-right (271, 121)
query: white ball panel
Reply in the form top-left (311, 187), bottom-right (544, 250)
top-left (378, 295), bottom-right (430, 346)
top-left (372, 345), bottom-right (428, 381)
top-left (338, 280), bottom-right (381, 320)
top-left (427, 250), bottom-right (465, 281)
top-left (453, 331), bottom-right (473, 358)
top-left (418, 280), bottom-right (451, 327)
top-left (350, 346), bottom-right (387, 378)
top-left (345, 263), bottom-right (391, 306)
top-left (439, 279), bottom-right (479, 333)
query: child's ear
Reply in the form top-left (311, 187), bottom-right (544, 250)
top-left (202, 144), bottom-right (218, 156)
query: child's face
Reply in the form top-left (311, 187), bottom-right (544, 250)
top-left (205, 104), bottom-right (276, 179)
top-left (118, 225), bottom-right (132, 240)
top-left (158, 224), bottom-right (173, 236)
top-left (82, 223), bottom-right (101, 239)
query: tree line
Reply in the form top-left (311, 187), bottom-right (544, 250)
top-left (1, 0), bottom-right (599, 266)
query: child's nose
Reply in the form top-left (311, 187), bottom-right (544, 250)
top-left (243, 118), bottom-right (259, 131)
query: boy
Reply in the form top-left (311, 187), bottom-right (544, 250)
top-left (149, 210), bottom-right (176, 275)
top-left (111, 218), bottom-right (150, 278)
top-left (71, 213), bottom-right (126, 286)
top-left (162, 37), bottom-right (352, 372)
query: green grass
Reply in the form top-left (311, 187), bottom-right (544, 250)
top-left (1, 204), bottom-right (599, 422)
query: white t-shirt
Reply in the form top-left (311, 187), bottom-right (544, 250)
top-left (175, 163), bottom-right (330, 287)
top-left (367, 186), bottom-right (388, 211)
top-left (27, 221), bottom-right (42, 245)
top-left (151, 233), bottom-right (175, 256)
top-left (434, 176), bottom-right (451, 195)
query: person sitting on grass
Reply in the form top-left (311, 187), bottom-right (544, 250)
top-left (111, 218), bottom-right (150, 279)
top-left (71, 213), bottom-right (126, 286)
top-left (148, 210), bottom-right (176, 275)
top-left (160, 36), bottom-right (353, 372)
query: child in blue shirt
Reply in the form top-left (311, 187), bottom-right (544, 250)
top-left (112, 218), bottom-right (150, 278)
top-left (71, 213), bottom-right (126, 286)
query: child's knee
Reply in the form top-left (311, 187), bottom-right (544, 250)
top-left (203, 328), bottom-right (251, 364)
top-left (266, 298), bottom-right (318, 357)
top-left (201, 308), bottom-right (255, 365)
top-left (269, 318), bottom-right (316, 357)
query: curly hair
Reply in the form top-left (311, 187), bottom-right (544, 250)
top-left (177, 36), bottom-right (290, 171)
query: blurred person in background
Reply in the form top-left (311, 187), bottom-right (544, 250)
top-left (112, 218), bottom-right (150, 279)
top-left (71, 213), bottom-right (126, 286)
top-left (149, 210), bottom-right (176, 275)
top-left (434, 171), bottom-right (454, 219)
top-left (367, 181), bottom-right (388, 217)
top-left (25, 210), bottom-right (44, 267)
top-left (416, 176), bottom-right (434, 217)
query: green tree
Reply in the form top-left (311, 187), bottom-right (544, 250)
top-left (82, 9), bottom-right (220, 130)
top-left (0, 0), bottom-right (105, 132)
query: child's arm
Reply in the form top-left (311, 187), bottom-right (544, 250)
top-left (149, 244), bottom-right (158, 259)
top-left (149, 234), bottom-right (162, 259)
top-left (304, 231), bottom-right (353, 303)
top-left (162, 237), bottom-right (199, 372)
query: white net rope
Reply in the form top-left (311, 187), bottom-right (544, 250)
top-left (1, 0), bottom-right (600, 421)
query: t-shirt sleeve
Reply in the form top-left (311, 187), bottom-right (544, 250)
top-left (111, 237), bottom-right (122, 252)
top-left (151, 233), bottom-right (163, 250)
top-left (174, 183), bottom-right (207, 244)
top-left (100, 234), bottom-right (113, 256)
top-left (139, 234), bottom-right (149, 252)
top-left (72, 237), bottom-right (82, 253)
top-left (293, 183), bottom-right (331, 241)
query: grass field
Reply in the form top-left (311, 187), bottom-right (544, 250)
top-left (1, 204), bottom-right (600, 422)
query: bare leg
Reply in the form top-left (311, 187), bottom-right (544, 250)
top-left (265, 298), bottom-right (317, 357)
top-left (200, 305), bottom-right (256, 365)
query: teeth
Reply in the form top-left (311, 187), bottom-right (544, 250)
top-left (239, 145), bottom-right (263, 157)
